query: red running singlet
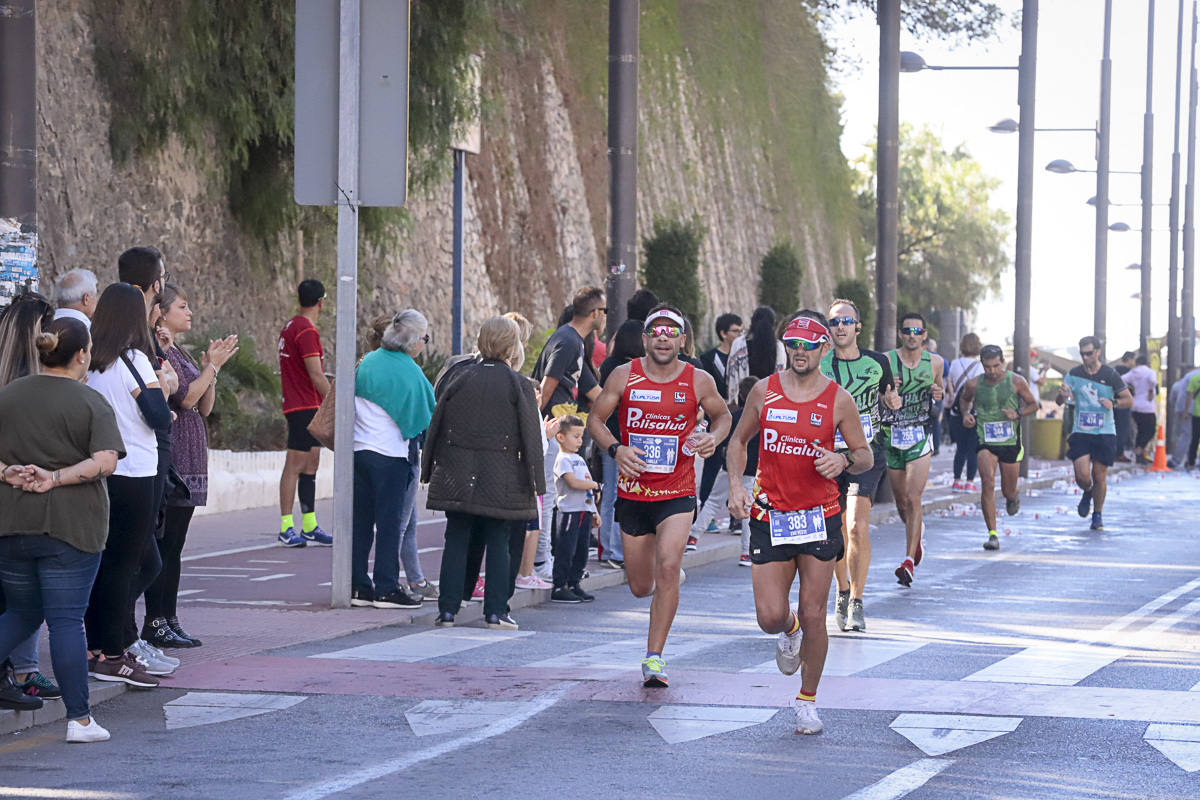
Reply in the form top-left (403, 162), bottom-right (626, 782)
top-left (751, 373), bottom-right (841, 521)
top-left (617, 359), bottom-right (699, 501)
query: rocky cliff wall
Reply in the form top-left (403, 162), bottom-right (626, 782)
top-left (36, 0), bottom-right (859, 362)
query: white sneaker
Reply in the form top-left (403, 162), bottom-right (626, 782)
top-left (793, 698), bottom-right (823, 734)
top-left (679, 568), bottom-right (686, 585)
top-left (138, 639), bottom-right (180, 667)
top-left (775, 630), bottom-right (802, 676)
top-left (66, 717), bottom-right (111, 743)
top-left (128, 641), bottom-right (176, 676)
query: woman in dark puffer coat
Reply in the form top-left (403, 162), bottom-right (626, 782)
top-left (423, 317), bottom-right (545, 628)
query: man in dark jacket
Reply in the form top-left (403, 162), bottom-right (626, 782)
top-left (424, 317), bottom-right (546, 628)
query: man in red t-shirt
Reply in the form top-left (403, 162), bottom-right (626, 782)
top-left (277, 279), bottom-right (332, 547)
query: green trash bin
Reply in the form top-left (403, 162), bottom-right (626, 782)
top-left (1031, 417), bottom-right (1063, 460)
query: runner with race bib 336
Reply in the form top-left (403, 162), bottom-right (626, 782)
top-left (588, 305), bottom-right (731, 688)
top-left (820, 299), bottom-right (901, 633)
top-left (727, 311), bottom-right (874, 735)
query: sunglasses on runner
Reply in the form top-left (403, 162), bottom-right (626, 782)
top-left (1079, 348), bottom-right (1097, 357)
top-left (783, 337), bottom-right (827, 351)
top-left (829, 316), bottom-right (858, 328)
top-left (901, 326), bottom-right (925, 335)
top-left (644, 324), bottom-right (683, 339)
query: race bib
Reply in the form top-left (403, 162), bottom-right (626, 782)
top-left (834, 413), bottom-right (874, 449)
top-left (768, 507), bottom-right (828, 547)
top-left (982, 420), bottom-right (1014, 443)
top-left (890, 425), bottom-right (926, 449)
top-left (628, 433), bottom-right (678, 474)
top-left (1077, 411), bottom-right (1104, 431)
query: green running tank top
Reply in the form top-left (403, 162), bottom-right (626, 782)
top-left (820, 348), bottom-right (890, 449)
top-left (886, 349), bottom-right (934, 431)
top-left (973, 371), bottom-right (1019, 446)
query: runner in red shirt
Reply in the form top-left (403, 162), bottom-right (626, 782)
top-left (277, 279), bottom-right (332, 547)
top-left (726, 311), bottom-right (874, 735)
top-left (588, 305), bottom-right (731, 687)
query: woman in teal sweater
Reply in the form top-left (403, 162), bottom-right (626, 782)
top-left (350, 309), bottom-right (436, 610)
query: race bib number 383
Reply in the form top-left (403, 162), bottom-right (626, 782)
top-left (768, 507), bottom-right (828, 547)
top-left (628, 433), bottom-right (678, 474)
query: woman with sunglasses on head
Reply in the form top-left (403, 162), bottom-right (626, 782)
top-left (0, 292), bottom-right (64, 705)
top-left (141, 283), bottom-right (238, 648)
top-left (0, 317), bottom-right (126, 741)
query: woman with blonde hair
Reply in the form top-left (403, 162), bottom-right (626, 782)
top-left (425, 316), bottom-right (544, 629)
top-left (946, 332), bottom-right (984, 490)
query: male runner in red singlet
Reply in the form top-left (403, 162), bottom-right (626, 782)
top-left (588, 305), bottom-right (731, 687)
top-left (727, 312), bottom-right (874, 734)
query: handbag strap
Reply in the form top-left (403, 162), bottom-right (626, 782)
top-left (120, 352), bottom-right (149, 391)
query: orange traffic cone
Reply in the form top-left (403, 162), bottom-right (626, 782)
top-left (1149, 424), bottom-right (1172, 472)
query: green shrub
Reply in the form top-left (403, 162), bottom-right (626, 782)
top-left (833, 277), bottom-right (875, 350)
top-left (641, 216), bottom-right (706, 325)
top-left (758, 240), bottom-right (803, 318)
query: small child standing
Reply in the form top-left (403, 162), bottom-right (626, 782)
top-left (551, 415), bottom-right (599, 604)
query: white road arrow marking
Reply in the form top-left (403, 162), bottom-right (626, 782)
top-left (164, 692), bottom-right (306, 730)
top-left (404, 699), bottom-right (533, 737)
top-left (1144, 723), bottom-right (1200, 771)
top-left (889, 713), bottom-right (1022, 757)
top-left (647, 705), bottom-right (777, 744)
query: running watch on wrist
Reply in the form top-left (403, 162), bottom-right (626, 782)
top-left (608, 442), bottom-right (620, 459)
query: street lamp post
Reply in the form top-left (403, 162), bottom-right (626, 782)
top-left (876, 0), bottom-right (900, 352)
top-left (1139, 0), bottom-right (1156, 359)
top-left (1169, 0), bottom-right (1187, 402)
top-left (1097, 0), bottom-right (1115, 347)
top-left (606, 0), bottom-right (638, 338)
top-left (1185, 0), bottom-right (1198, 366)
top-left (1013, 0), bottom-right (1039, 479)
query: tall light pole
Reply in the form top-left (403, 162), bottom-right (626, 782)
top-left (1140, 0), bottom-right (1157, 358)
top-left (1169, 0), bottom-right (1186, 436)
top-left (606, 0), bottom-right (638, 338)
top-left (1096, 0), bottom-right (1114, 346)
top-left (1012, 0), bottom-right (1038, 478)
top-left (1185, 0), bottom-right (1199, 365)
top-left (875, 0), bottom-right (900, 352)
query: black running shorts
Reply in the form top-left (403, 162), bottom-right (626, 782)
top-left (285, 408), bottom-right (321, 452)
top-left (748, 513), bottom-right (844, 565)
top-left (615, 495), bottom-right (697, 537)
top-left (1066, 432), bottom-right (1118, 467)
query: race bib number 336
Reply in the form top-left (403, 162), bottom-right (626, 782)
top-left (768, 507), bottom-right (828, 546)
top-left (628, 433), bottom-right (678, 474)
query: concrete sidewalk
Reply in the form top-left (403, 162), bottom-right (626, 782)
top-left (0, 453), bottom-right (1139, 737)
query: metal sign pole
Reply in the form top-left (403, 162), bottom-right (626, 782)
top-left (331, 0), bottom-right (361, 609)
top-left (452, 148), bottom-right (465, 355)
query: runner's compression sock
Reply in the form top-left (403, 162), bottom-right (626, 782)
top-left (645, 651), bottom-right (661, 660)
top-left (797, 690), bottom-right (816, 703)
top-left (298, 473), bottom-right (317, 515)
top-left (302, 513), bottom-right (318, 534)
top-left (281, 515), bottom-right (294, 533)
top-left (786, 611), bottom-right (801, 637)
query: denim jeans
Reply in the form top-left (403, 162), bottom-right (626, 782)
top-left (536, 436), bottom-right (559, 568)
top-left (398, 461), bottom-right (424, 585)
top-left (0, 535), bottom-right (101, 721)
top-left (598, 451), bottom-right (623, 561)
top-left (352, 449), bottom-right (413, 596)
top-left (5, 630), bottom-right (38, 673)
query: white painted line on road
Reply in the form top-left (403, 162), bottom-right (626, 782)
top-left (526, 636), bottom-right (730, 678)
top-left (180, 565), bottom-right (269, 571)
top-left (249, 573), bottom-right (295, 582)
top-left (181, 543), bottom-right (283, 562)
top-left (965, 576), bottom-right (1200, 686)
top-left (182, 598), bottom-right (313, 607)
top-left (648, 705), bottom-right (777, 743)
top-left (282, 682), bottom-right (574, 800)
top-left (248, 559), bottom-right (288, 564)
top-left (404, 699), bottom-right (532, 737)
top-left (889, 714), bottom-right (1022, 756)
top-left (310, 628), bottom-right (532, 662)
top-left (0, 790), bottom-right (139, 799)
top-left (417, 546), bottom-right (443, 554)
top-left (743, 636), bottom-right (923, 677)
top-left (165, 692), bottom-right (306, 730)
top-left (839, 758), bottom-right (954, 800)
top-left (182, 573), bottom-right (251, 579)
top-left (1144, 723), bottom-right (1200, 771)
top-left (176, 589), bottom-right (204, 597)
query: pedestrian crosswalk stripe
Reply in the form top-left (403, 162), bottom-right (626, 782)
top-left (526, 636), bottom-right (730, 678)
top-left (310, 629), bottom-right (532, 662)
top-left (742, 636), bottom-right (924, 676)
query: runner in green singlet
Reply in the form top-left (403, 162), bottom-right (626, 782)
top-left (821, 299), bottom-right (901, 631)
top-left (883, 313), bottom-right (943, 588)
top-left (956, 345), bottom-right (1039, 551)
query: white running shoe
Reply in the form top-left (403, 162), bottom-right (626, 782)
top-left (138, 639), bottom-right (180, 668)
top-left (66, 717), bottom-right (111, 743)
top-left (775, 630), bottom-right (802, 676)
top-left (793, 698), bottom-right (823, 734)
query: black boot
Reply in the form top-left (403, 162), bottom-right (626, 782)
top-left (0, 660), bottom-right (42, 712)
top-left (143, 616), bottom-right (197, 649)
top-left (167, 616), bottom-right (202, 647)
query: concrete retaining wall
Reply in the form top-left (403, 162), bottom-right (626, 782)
top-left (195, 449), bottom-right (334, 517)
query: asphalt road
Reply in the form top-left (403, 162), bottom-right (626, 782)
top-left (2, 469), bottom-right (1199, 800)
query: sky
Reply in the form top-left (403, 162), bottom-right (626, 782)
top-left (828, 0), bottom-right (1191, 355)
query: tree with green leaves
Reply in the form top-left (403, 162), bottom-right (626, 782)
top-left (758, 241), bottom-right (803, 318)
top-left (807, 1), bottom-right (1008, 42)
top-left (641, 216), bottom-right (706, 326)
top-left (852, 124), bottom-right (1009, 321)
